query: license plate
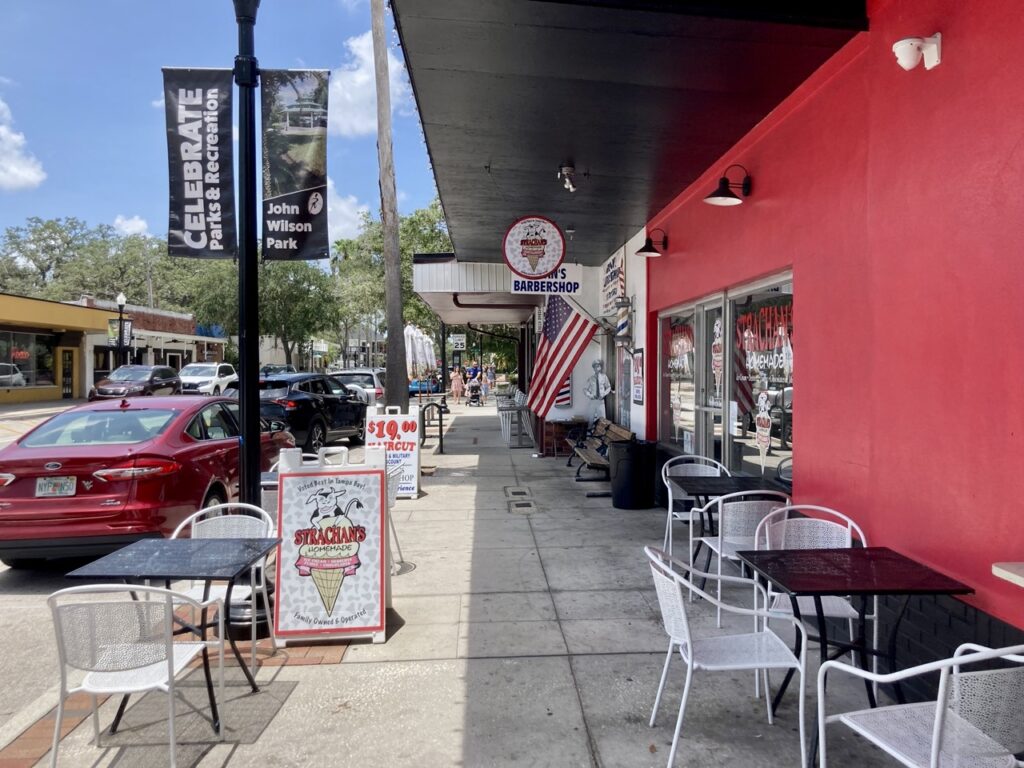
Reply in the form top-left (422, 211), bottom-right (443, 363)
top-left (35, 476), bottom-right (76, 497)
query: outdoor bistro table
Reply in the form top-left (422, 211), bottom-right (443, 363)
top-left (736, 546), bottom-right (973, 712)
top-left (68, 537), bottom-right (280, 733)
top-left (667, 474), bottom-right (790, 549)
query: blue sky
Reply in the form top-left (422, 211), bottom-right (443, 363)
top-left (0, 0), bottom-right (436, 241)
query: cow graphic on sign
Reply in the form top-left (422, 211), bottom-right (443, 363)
top-left (293, 486), bottom-right (367, 615)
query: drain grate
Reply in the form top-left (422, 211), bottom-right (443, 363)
top-left (508, 500), bottom-right (537, 514)
top-left (503, 486), bottom-right (532, 498)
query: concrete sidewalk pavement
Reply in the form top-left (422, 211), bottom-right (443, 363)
top-left (17, 400), bottom-right (883, 767)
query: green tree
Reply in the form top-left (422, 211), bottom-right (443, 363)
top-left (0, 217), bottom-right (94, 294)
top-left (332, 198), bottom-right (453, 349)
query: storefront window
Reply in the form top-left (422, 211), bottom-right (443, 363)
top-left (729, 284), bottom-right (793, 475)
top-left (660, 313), bottom-right (696, 452)
top-left (0, 330), bottom-right (58, 387)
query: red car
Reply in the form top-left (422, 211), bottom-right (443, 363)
top-left (0, 396), bottom-right (294, 566)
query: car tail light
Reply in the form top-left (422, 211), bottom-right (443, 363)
top-left (274, 399), bottom-right (300, 409)
top-left (0, 473), bottom-right (14, 487)
top-left (374, 388), bottom-right (383, 398)
top-left (94, 458), bottom-right (180, 482)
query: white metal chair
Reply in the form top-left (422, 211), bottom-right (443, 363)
top-left (661, 455), bottom-right (730, 558)
top-left (818, 642), bottom-right (1024, 768)
top-left (645, 546), bottom-right (808, 768)
top-left (171, 502), bottom-right (277, 667)
top-left (48, 584), bottom-right (225, 768)
top-left (754, 505), bottom-right (879, 679)
top-left (693, 490), bottom-right (790, 626)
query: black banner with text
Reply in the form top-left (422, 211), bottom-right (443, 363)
top-left (162, 68), bottom-right (236, 258)
top-left (260, 70), bottom-right (330, 260)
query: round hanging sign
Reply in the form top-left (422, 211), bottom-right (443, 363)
top-left (503, 216), bottom-right (565, 279)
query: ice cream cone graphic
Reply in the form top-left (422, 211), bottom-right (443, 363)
top-left (296, 489), bottom-right (365, 616)
top-left (310, 567), bottom-right (344, 615)
top-left (520, 238), bottom-right (546, 271)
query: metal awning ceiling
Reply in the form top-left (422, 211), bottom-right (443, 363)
top-left (392, 0), bottom-right (866, 266)
top-left (413, 254), bottom-right (543, 324)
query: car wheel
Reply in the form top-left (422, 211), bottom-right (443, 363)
top-left (203, 489), bottom-right (226, 510)
top-left (350, 422), bottom-right (365, 445)
top-left (213, 386), bottom-right (221, 395)
top-left (304, 420), bottom-right (327, 453)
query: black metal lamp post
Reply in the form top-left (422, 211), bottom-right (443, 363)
top-left (232, 0), bottom-right (262, 506)
top-left (116, 292), bottom-right (127, 367)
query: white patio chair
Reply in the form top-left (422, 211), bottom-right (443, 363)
top-left (645, 546), bottom-right (808, 768)
top-left (661, 455), bottom-right (730, 558)
top-left (818, 642), bottom-right (1024, 768)
top-left (48, 584), bottom-right (225, 768)
top-left (171, 502), bottom-right (277, 666)
top-left (754, 505), bottom-right (879, 682)
top-left (693, 490), bottom-right (790, 626)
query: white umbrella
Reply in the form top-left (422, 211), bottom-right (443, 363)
top-left (414, 328), bottom-right (430, 376)
top-left (403, 325), bottom-right (418, 377)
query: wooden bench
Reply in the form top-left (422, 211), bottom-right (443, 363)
top-left (565, 418), bottom-right (634, 481)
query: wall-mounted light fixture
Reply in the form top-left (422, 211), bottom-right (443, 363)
top-left (635, 228), bottom-right (667, 257)
top-left (892, 33), bottom-right (941, 71)
top-left (703, 164), bottom-right (752, 206)
top-left (557, 164), bottom-right (577, 193)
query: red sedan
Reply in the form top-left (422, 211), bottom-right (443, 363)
top-left (0, 396), bottom-right (294, 566)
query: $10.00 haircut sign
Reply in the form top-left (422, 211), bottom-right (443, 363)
top-left (274, 469), bottom-right (386, 638)
top-left (364, 406), bottom-right (420, 498)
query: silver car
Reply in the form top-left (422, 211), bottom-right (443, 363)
top-left (0, 363), bottom-right (26, 387)
top-left (330, 368), bottom-right (386, 407)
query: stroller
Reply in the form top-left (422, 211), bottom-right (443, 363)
top-left (466, 377), bottom-right (482, 406)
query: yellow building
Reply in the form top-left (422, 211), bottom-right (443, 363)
top-left (0, 294), bottom-right (118, 404)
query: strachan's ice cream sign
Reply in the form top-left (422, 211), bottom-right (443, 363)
top-left (503, 216), bottom-right (565, 279)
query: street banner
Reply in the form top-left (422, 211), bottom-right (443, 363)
top-left (365, 406), bottom-right (420, 498)
top-left (260, 70), bottom-right (330, 260)
top-left (106, 318), bottom-right (133, 348)
top-left (275, 465), bottom-right (386, 639)
top-left (162, 68), bottom-right (236, 258)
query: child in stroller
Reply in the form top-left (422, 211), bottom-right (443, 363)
top-left (466, 376), bottom-right (482, 406)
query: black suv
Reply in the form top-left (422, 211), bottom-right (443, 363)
top-left (258, 372), bottom-right (367, 452)
top-left (89, 365), bottom-right (182, 400)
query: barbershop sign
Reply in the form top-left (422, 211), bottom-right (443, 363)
top-left (510, 263), bottom-right (582, 294)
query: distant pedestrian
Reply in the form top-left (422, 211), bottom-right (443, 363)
top-left (450, 367), bottom-right (465, 404)
top-left (480, 371), bottom-right (490, 403)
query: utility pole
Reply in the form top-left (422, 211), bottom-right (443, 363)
top-left (371, 0), bottom-right (408, 410)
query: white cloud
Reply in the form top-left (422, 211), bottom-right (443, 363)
top-left (338, 0), bottom-right (366, 11)
top-left (113, 215), bottom-right (149, 236)
top-left (0, 95), bottom-right (45, 191)
top-left (151, 94), bottom-right (165, 109)
top-left (328, 30), bottom-right (413, 137)
top-left (327, 177), bottom-right (369, 242)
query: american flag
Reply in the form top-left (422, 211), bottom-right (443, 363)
top-left (527, 296), bottom-right (597, 419)
top-left (554, 374), bottom-right (572, 408)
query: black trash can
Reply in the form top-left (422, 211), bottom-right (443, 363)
top-left (609, 439), bottom-right (657, 509)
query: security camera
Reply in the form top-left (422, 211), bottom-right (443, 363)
top-left (892, 33), bottom-right (941, 70)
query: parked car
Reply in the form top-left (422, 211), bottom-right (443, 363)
top-left (260, 364), bottom-right (297, 376)
top-left (0, 363), bottom-right (26, 387)
top-left (408, 376), bottom-right (441, 395)
top-left (331, 368), bottom-right (386, 407)
top-left (0, 396), bottom-right (295, 565)
top-left (178, 362), bottom-right (238, 395)
top-left (89, 365), bottom-right (181, 400)
top-left (258, 372), bottom-right (367, 452)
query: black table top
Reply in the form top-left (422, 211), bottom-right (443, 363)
top-left (668, 475), bottom-right (789, 497)
top-left (736, 547), bottom-right (974, 597)
top-left (67, 538), bottom-right (280, 582)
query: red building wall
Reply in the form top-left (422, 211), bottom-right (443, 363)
top-left (645, 0), bottom-right (1024, 627)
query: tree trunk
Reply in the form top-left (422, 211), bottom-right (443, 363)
top-left (371, 0), bottom-right (409, 411)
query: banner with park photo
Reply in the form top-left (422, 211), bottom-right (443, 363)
top-left (260, 70), bottom-right (330, 260)
top-left (162, 68), bottom-right (236, 258)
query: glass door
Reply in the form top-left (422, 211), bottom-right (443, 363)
top-left (695, 301), bottom-right (725, 463)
